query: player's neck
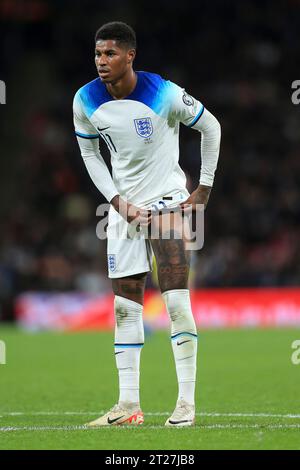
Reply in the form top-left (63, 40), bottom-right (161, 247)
top-left (106, 69), bottom-right (137, 100)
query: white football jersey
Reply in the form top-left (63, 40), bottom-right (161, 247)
top-left (73, 71), bottom-right (205, 205)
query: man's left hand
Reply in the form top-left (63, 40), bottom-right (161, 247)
top-left (180, 184), bottom-right (212, 213)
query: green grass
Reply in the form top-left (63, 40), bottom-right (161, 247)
top-left (0, 326), bottom-right (300, 449)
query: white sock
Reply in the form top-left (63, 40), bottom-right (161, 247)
top-left (162, 289), bottom-right (198, 406)
top-left (171, 332), bottom-right (197, 405)
top-left (114, 295), bottom-right (144, 406)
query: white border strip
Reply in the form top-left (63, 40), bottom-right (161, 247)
top-left (1, 411), bottom-right (300, 418)
top-left (1, 424), bottom-right (300, 432)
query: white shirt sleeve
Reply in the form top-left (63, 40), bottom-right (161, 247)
top-left (73, 93), bottom-right (119, 203)
top-left (192, 108), bottom-right (221, 187)
top-left (169, 83), bottom-right (221, 187)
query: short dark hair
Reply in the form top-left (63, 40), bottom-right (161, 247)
top-left (95, 21), bottom-right (136, 49)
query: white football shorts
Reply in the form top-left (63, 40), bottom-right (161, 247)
top-left (106, 190), bottom-right (189, 278)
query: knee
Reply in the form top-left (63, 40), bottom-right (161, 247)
top-left (162, 289), bottom-right (197, 335)
top-left (114, 295), bottom-right (143, 326)
top-left (114, 295), bottom-right (144, 345)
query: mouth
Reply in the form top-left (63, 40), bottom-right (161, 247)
top-left (98, 69), bottom-right (110, 77)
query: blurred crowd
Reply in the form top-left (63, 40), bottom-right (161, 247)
top-left (1, 0), bottom-right (300, 320)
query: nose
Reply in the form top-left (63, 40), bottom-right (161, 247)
top-left (98, 54), bottom-right (107, 66)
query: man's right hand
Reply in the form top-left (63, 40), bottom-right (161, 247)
top-left (110, 195), bottom-right (151, 227)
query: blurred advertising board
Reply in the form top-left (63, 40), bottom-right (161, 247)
top-left (15, 288), bottom-right (300, 331)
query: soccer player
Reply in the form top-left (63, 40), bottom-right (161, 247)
top-left (73, 22), bottom-right (221, 426)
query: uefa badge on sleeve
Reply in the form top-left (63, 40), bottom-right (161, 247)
top-left (182, 91), bottom-right (194, 106)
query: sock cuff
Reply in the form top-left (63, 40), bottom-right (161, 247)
top-left (162, 289), bottom-right (191, 310)
top-left (162, 289), bottom-right (196, 336)
top-left (162, 289), bottom-right (189, 298)
top-left (114, 295), bottom-right (143, 312)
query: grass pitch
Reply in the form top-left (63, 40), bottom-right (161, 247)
top-left (0, 326), bottom-right (300, 450)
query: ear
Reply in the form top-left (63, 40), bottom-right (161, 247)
top-left (127, 48), bottom-right (136, 64)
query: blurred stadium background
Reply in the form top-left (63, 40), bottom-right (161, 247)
top-left (1, 0), bottom-right (300, 451)
top-left (0, 0), bottom-right (300, 330)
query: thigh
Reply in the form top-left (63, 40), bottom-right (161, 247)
top-left (150, 211), bottom-right (191, 293)
top-left (112, 272), bottom-right (148, 305)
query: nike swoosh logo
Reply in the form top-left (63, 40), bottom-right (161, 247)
top-left (98, 126), bottom-right (110, 132)
top-left (168, 419), bottom-right (193, 425)
top-left (177, 340), bottom-right (191, 346)
top-left (107, 415), bottom-right (125, 424)
top-left (114, 351), bottom-right (125, 355)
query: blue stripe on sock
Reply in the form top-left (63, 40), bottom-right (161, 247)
top-left (114, 343), bottom-right (144, 348)
top-left (171, 332), bottom-right (198, 341)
